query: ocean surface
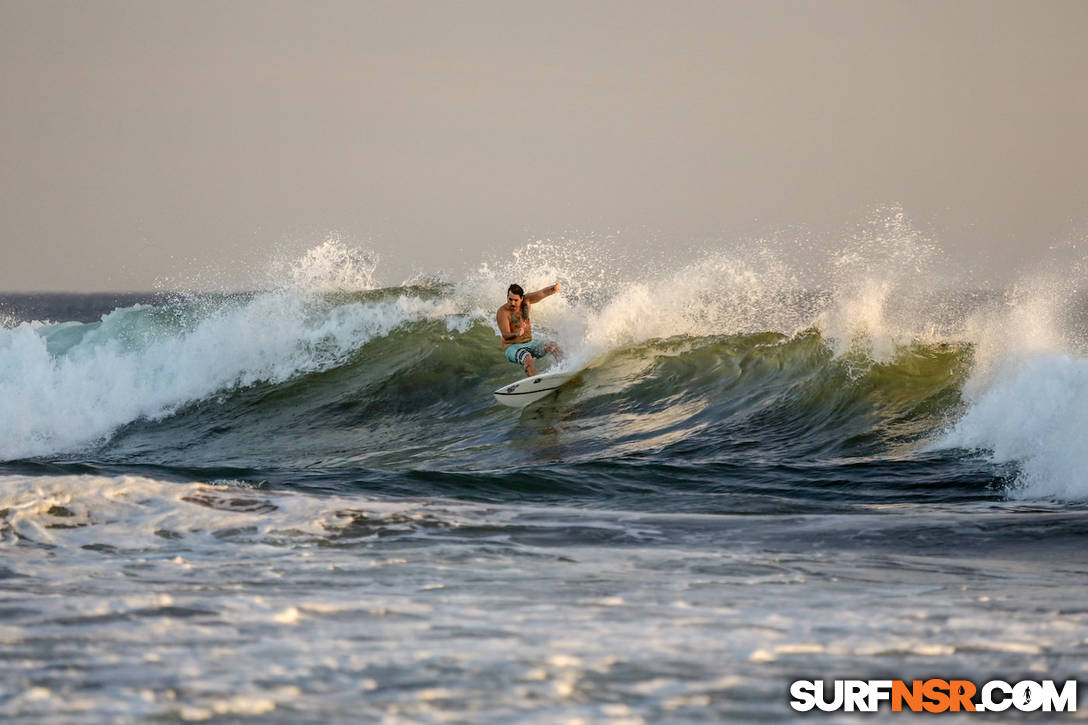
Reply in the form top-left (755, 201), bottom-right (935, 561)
top-left (2, 235), bottom-right (1087, 722)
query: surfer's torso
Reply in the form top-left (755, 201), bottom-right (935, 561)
top-left (499, 303), bottom-right (532, 348)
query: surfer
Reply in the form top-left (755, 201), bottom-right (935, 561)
top-left (497, 282), bottom-right (562, 377)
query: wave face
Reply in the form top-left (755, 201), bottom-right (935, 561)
top-left (2, 231), bottom-right (1087, 505)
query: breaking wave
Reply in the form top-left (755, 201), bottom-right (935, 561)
top-left (1, 221), bottom-right (1086, 502)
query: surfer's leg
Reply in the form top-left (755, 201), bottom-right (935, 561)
top-left (542, 341), bottom-right (563, 360)
top-left (522, 353), bottom-right (537, 377)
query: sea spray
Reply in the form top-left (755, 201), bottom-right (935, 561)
top-left (466, 209), bottom-right (965, 367)
top-left (280, 236), bottom-right (380, 294)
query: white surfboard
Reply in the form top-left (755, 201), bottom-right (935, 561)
top-left (492, 370), bottom-right (577, 408)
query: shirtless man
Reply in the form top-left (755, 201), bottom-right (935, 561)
top-left (497, 282), bottom-right (563, 377)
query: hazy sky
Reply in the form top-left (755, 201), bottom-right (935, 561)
top-left (2, 0), bottom-right (1086, 291)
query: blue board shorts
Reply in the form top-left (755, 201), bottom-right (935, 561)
top-left (505, 340), bottom-right (547, 365)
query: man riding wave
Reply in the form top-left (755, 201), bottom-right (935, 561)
top-left (497, 282), bottom-right (562, 377)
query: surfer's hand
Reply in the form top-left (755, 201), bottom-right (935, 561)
top-left (554, 282), bottom-right (562, 293)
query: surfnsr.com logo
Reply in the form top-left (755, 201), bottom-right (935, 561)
top-left (790, 679), bottom-right (1078, 713)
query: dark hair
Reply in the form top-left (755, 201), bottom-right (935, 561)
top-left (507, 283), bottom-right (528, 318)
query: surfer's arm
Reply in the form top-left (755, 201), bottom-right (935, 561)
top-left (525, 282), bottom-right (561, 303)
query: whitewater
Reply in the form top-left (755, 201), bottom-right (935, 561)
top-left (2, 223), bottom-right (1087, 722)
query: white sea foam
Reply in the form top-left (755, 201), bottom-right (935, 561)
top-left (0, 473), bottom-right (423, 550)
top-left (0, 473), bottom-right (1085, 722)
top-left (0, 296), bottom-right (427, 460)
top-left (932, 265), bottom-right (1088, 499)
top-left (940, 354), bottom-right (1088, 499)
top-left (0, 242), bottom-right (452, 461)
